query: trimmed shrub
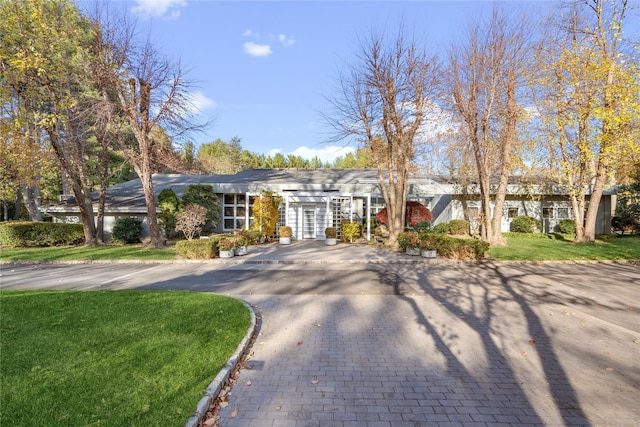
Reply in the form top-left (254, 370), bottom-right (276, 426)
top-left (341, 221), bottom-right (361, 243)
top-left (557, 219), bottom-right (576, 234)
top-left (418, 233), bottom-right (490, 260)
top-left (278, 225), bottom-right (292, 237)
top-left (0, 221), bottom-right (84, 247)
top-left (175, 239), bottom-right (217, 259)
top-left (432, 222), bottom-right (450, 234)
top-left (414, 220), bottom-right (433, 234)
top-left (449, 219), bottom-right (469, 235)
top-left (398, 231), bottom-right (420, 249)
top-left (112, 217), bottom-right (143, 244)
top-left (510, 216), bottom-right (542, 233)
top-left (325, 227), bottom-right (337, 238)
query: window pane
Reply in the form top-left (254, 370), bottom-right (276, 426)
top-left (543, 208), bottom-right (553, 219)
top-left (237, 194), bottom-right (246, 204)
top-left (237, 207), bottom-right (246, 216)
top-left (224, 194), bottom-right (234, 204)
top-left (224, 207), bottom-right (234, 216)
top-left (236, 218), bottom-right (245, 229)
top-left (224, 219), bottom-right (235, 229)
top-left (508, 208), bottom-right (519, 218)
top-left (557, 208), bottom-right (569, 219)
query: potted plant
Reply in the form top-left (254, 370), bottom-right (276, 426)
top-left (279, 225), bottom-right (292, 245)
top-left (324, 227), bottom-right (337, 246)
top-left (398, 231), bottom-right (420, 256)
top-left (217, 238), bottom-right (236, 258)
top-left (234, 229), bottom-right (252, 256)
top-left (419, 234), bottom-right (437, 258)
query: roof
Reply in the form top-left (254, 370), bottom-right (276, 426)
top-left (42, 168), bottom-right (615, 214)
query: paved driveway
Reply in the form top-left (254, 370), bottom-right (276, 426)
top-left (1, 242), bottom-right (639, 427)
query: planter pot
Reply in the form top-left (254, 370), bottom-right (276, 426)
top-left (405, 247), bottom-right (421, 256)
top-left (235, 246), bottom-right (248, 256)
top-left (279, 237), bottom-right (291, 245)
top-left (421, 249), bottom-right (437, 258)
top-left (325, 238), bottom-right (337, 246)
top-left (219, 249), bottom-right (234, 258)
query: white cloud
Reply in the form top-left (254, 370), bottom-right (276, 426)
top-left (242, 29), bottom-right (253, 37)
top-left (131, 0), bottom-right (187, 20)
top-left (278, 34), bottom-right (295, 47)
top-left (290, 146), bottom-right (355, 164)
top-left (185, 92), bottom-right (216, 114)
top-left (243, 42), bottom-right (273, 57)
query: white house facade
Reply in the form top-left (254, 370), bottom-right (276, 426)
top-left (43, 168), bottom-right (615, 241)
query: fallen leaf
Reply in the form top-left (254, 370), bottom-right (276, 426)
top-left (312, 322), bottom-right (321, 327)
top-left (246, 380), bottom-right (252, 386)
top-left (297, 341), bottom-right (303, 346)
top-left (529, 339), bottom-right (536, 344)
top-left (276, 406), bottom-right (281, 411)
top-left (310, 380), bottom-right (319, 385)
top-left (203, 416), bottom-right (217, 427)
top-left (219, 401), bottom-right (229, 408)
top-left (230, 409), bottom-right (238, 418)
top-left (606, 367), bottom-right (614, 371)
top-left (522, 352), bottom-right (528, 357)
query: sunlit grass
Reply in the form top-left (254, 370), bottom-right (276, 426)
top-left (489, 234), bottom-right (640, 261)
top-left (0, 244), bottom-right (177, 261)
top-left (0, 290), bottom-right (251, 427)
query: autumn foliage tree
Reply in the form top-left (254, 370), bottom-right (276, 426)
top-left (534, 0), bottom-right (640, 242)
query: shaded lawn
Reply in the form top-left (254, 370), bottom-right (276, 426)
top-left (0, 244), bottom-right (177, 261)
top-left (0, 290), bottom-right (251, 427)
top-left (489, 235), bottom-right (640, 261)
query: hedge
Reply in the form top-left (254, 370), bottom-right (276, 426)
top-left (175, 239), bottom-right (218, 259)
top-left (420, 233), bottom-right (490, 260)
top-left (0, 221), bottom-right (85, 247)
top-left (510, 216), bottom-right (542, 233)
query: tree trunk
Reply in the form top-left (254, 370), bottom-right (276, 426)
top-left (14, 190), bottom-right (21, 220)
top-left (21, 183), bottom-right (42, 221)
top-left (140, 172), bottom-right (163, 248)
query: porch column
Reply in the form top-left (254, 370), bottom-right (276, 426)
top-left (366, 193), bottom-right (371, 241)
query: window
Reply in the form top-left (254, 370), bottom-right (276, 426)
top-left (222, 193), bottom-right (251, 231)
top-left (507, 208), bottom-right (519, 218)
top-left (543, 208), bottom-right (553, 219)
top-left (557, 208), bottom-right (569, 219)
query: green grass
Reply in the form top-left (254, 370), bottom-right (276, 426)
top-left (0, 244), bottom-right (177, 261)
top-left (0, 290), bottom-right (251, 427)
top-left (489, 234), bottom-right (640, 261)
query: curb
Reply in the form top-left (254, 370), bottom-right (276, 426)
top-left (184, 300), bottom-right (257, 427)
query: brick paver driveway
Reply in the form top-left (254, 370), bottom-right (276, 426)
top-left (2, 254), bottom-right (638, 426)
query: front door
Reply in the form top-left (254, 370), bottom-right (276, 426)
top-left (303, 207), bottom-right (316, 239)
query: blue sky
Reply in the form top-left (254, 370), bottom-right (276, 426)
top-left (116, 0), bottom-right (553, 163)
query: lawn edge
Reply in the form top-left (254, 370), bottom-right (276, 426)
top-left (184, 299), bottom-right (257, 427)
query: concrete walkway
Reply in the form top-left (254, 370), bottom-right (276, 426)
top-left (210, 243), bottom-right (640, 427)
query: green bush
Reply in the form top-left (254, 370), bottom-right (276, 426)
top-left (397, 231), bottom-right (420, 249)
top-left (175, 239), bottom-right (218, 259)
top-left (0, 221), bottom-right (84, 247)
top-left (182, 184), bottom-right (222, 228)
top-left (432, 222), bottom-right (450, 234)
top-left (557, 219), bottom-right (576, 234)
top-left (414, 220), bottom-right (433, 234)
top-left (112, 217), bottom-right (143, 244)
top-left (418, 233), bottom-right (490, 260)
top-left (449, 219), bottom-right (469, 235)
top-left (158, 188), bottom-right (181, 238)
top-left (510, 216), bottom-right (542, 233)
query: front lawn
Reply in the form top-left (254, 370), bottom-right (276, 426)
top-left (489, 234), bottom-right (640, 261)
top-left (0, 244), bottom-right (177, 262)
top-left (0, 290), bottom-right (251, 427)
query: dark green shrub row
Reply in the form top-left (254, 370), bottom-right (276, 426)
top-left (510, 216), bottom-right (542, 233)
top-left (0, 221), bottom-right (84, 247)
top-left (112, 217), bottom-right (143, 244)
top-left (421, 233), bottom-right (489, 260)
top-left (175, 239), bottom-right (218, 259)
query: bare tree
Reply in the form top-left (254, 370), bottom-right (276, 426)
top-left (326, 25), bottom-right (441, 247)
top-left (89, 5), bottom-right (206, 248)
top-left (447, 6), bottom-right (533, 246)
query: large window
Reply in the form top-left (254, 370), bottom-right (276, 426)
top-left (222, 194), bottom-right (252, 231)
top-left (507, 207), bottom-right (520, 218)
